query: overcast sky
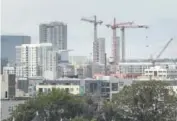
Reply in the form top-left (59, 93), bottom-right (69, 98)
top-left (1, 0), bottom-right (177, 59)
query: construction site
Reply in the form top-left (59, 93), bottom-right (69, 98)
top-left (80, 15), bottom-right (177, 79)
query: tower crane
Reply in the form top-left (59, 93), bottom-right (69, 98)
top-left (152, 38), bottom-right (174, 66)
top-left (105, 18), bottom-right (133, 65)
top-left (119, 24), bottom-right (149, 62)
top-left (81, 15), bottom-right (103, 63)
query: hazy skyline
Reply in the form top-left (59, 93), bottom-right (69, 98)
top-left (1, 0), bottom-right (177, 59)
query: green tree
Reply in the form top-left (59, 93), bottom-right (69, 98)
top-left (72, 117), bottom-right (89, 121)
top-left (112, 81), bottom-right (177, 121)
top-left (71, 116), bottom-right (97, 121)
top-left (5, 81), bottom-right (177, 121)
top-left (6, 89), bottom-right (85, 121)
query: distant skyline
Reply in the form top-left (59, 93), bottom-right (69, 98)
top-left (1, 0), bottom-right (177, 59)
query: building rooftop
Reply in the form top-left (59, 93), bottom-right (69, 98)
top-left (119, 62), bottom-right (152, 65)
top-left (15, 43), bottom-right (52, 48)
top-left (145, 66), bottom-right (167, 70)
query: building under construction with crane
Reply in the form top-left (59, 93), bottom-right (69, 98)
top-left (106, 18), bottom-right (133, 64)
top-left (81, 15), bottom-right (104, 64)
top-left (81, 15), bottom-right (176, 79)
top-left (81, 16), bottom-right (148, 64)
top-left (106, 38), bottom-right (176, 79)
top-left (105, 18), bottom-right (148, 75)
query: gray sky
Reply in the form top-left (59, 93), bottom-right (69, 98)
top-left (1, 0), bottom-right (177, 59)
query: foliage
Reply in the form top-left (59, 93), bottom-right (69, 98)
top-left (112, 81), bottom-right (177, 121)
top-left (72, 117), bottom-right (89, 121)
top-left (6, 89), bottom-right (85, 121)
top-left (4, 81), bottom-right (177, 121)
top-left (71, 116), bottom-right (97, 121)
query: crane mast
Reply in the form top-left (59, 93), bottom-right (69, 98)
top-left (105, 18), bottom-right (133, 74)
top-left (106, 18), bottom-right (133, 65)
top-left (120, 24), bottom-right (148, 62)
top-left (81, 15), bottom-right (103, 63)
top-left (81, 15), bottom-right (103, 42)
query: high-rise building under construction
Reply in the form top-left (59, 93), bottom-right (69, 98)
top-left (98, 38), bottom-right (105, 64)
top-left (93, 40), bottom-right (99, 63)
top-left (93, 38), bottom-right (105, 64)
top-left (81, 15), bottom-right (103, 63)
top-left (112, 36), bottom-right (120, 64)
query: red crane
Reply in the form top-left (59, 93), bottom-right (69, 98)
top-left (119, 24), bottom-right (149, 62)
top-left (106, 18), bottom-right (133, 65)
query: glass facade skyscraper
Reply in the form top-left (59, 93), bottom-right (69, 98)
top-left (1, 35), bottom-right (31, 73)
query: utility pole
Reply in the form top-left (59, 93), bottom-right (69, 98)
top-left (81, 15), bottom-right (103, 63)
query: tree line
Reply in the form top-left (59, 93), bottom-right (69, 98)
top-left (4, 81), bottom-right (177, 121)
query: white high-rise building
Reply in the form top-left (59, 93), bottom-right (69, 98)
top-left (39, 44), bottom-right (53, 76)
top-left (43, 50), bottom-right (61, 79)
top-left (15, 43), bottom-right (52, 78)
top-left (98, 38), bottom-right (105, 64)
top-left (41, 49), bottom-right (71, 79)
top-left (39, 22), bottom-right (67, 50)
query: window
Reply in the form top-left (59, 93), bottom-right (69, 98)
top-left (101, 88), bottom-right (105, 92)
top-left (106, 88), bottom-right (110, 92)
top-left (39, 88), bottom-right (43, 93)
top-left (101, 82), bottom-right (109, 87)
top-left (154, 71), bottom-right (157, 76)
top-left (65, 88), bottom-right (69, 93)
top-left (5, 91), bottom-right (8, 98)
top-left (119, 82), bottom-right (124, 87)
top-left (44, 88), bottom-right (48, 93)
top-left (112, 83), bottom-right (118, 91)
